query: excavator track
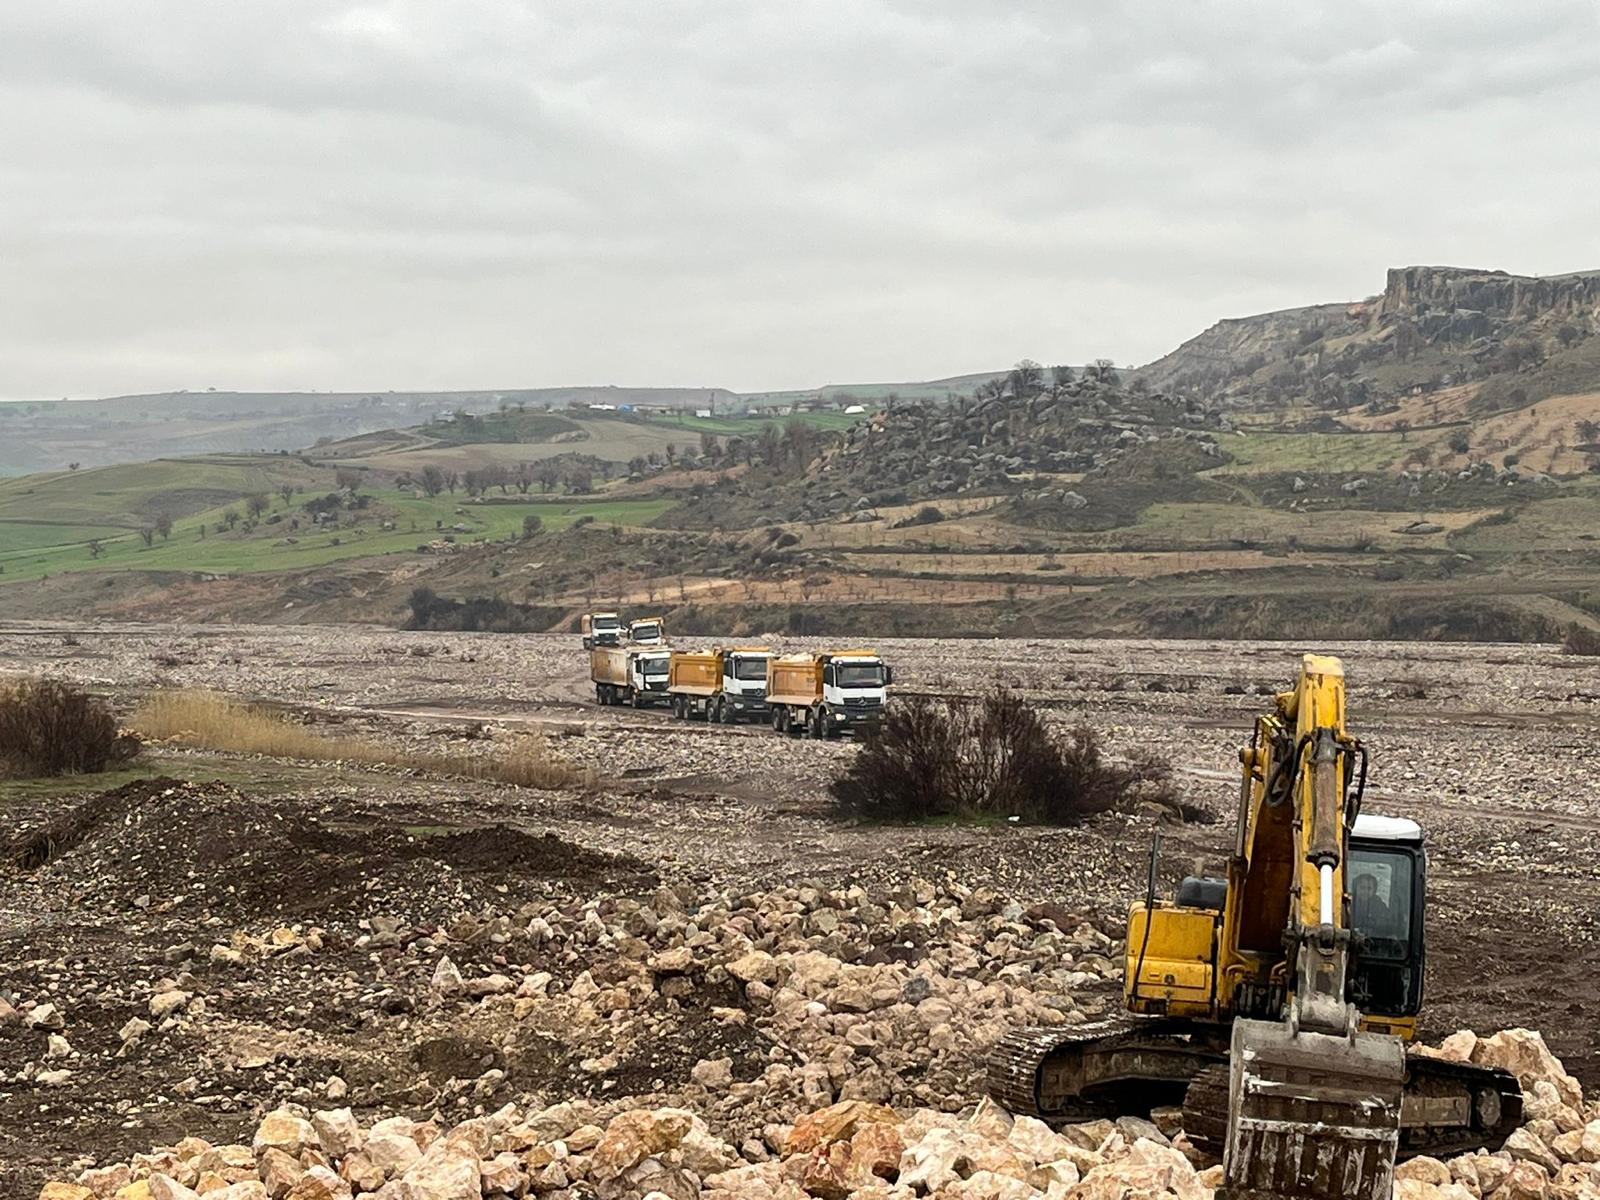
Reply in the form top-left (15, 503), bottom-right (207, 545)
top-left (989, 1024), bottom-right (1523, 1161)
top-left (986, 1018), bottom-right (1226, 1121)
top-left (1396, 1055), bottom-right (1524, 1158)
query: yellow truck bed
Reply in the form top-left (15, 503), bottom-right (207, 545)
top-left (668, 650), bottom-right (720, 696)
top-left (766, 655), bottom-right (824, 707)
top-left (590, 647), bottom-right (629, 686)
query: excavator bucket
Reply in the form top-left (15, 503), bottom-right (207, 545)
top-left (1221, 1018), bottom-right (1406, 1200)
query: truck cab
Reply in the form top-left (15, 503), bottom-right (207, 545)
top-left (821, 654), bottom-right (891, 731)
top-left (582, 612), bottom-right (623, 650)
top-left (716, 648), bottom-right (770, 722)
top-left (629, 648), bottom-right (672, 704)
top-left (629, 617), bottom-right (666, 645)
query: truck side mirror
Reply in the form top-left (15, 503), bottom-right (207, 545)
top-left (885, 666), bottom-right (895, 685)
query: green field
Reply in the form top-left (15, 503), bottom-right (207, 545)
top-left (0, 455), bottom-right (326, 529)
top-left (1206, 431), bottom-right (1414, 475)
top-left (0, 483), bottom-right (674, 582)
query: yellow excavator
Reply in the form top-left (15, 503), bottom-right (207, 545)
top-left (989, 654), bottom-right (1521, 1200)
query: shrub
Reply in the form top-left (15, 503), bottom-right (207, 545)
top-left (405, 588), bottom-right (554, 633)
top-left (0, 678), bottom-right (140, 778)
top-left (905, 505), bottom-right (945, 527)
top-left (1564, 625), bottom-right (1600, 657)
top-left (830, 687), bottom-right (1170, 823)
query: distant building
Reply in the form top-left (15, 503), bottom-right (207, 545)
top-left (695, 408), bottom-right (713, 418)
top-left (843, 404), bottom-right (866, 415)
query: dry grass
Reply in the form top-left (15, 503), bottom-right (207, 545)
top-left (130, 690), bottom-right (592, 790)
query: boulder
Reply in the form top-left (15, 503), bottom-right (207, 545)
top-left (1474, 1029), bottom-right (1584, 1110)
top-left (589, 1108), bottom-right (695, 1182)
top-left (253, 1111), bottom-right (317, 1158)
top-left (393, 1154), bottom-right (480, 1200)
top-left (786, 1100), bottom-right (900, 1154)
top-left (282, 1168), bottom-right (349, 1200)
top-left (310, 1109), bottom-right (363, 1159)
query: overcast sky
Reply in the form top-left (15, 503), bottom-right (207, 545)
top-left (4, 2), bottom-right (1599, 401)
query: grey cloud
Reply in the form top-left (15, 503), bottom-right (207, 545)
top-left (2, 1), bottom-right (1598, 399)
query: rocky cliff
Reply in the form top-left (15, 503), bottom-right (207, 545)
top-left (1380, 265), bottom-right (1600, 324)
top-left (1137, 265), bottom-right (1600, 413)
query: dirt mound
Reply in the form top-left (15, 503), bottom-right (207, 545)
top-left (12, 777), bottom-right (653, 924)
top-left (418, 825), bottom-right (633, 884)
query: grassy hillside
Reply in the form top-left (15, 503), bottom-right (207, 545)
top-left (0, 465), bottom-right (672, 582)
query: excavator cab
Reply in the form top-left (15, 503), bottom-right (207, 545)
top-left (1347, 816), bottom-right (1426, 1031)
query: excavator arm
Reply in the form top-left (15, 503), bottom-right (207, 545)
top-left (1221, 655), bottom-right (1406, 1200)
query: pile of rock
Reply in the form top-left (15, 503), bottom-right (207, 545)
top-left (36, 1024), bottom-right (1600, 1200)
top-left (403, 879), bottom-right (1123, 1134)
top-left (36, 1094), bottom-right (1212, 1200)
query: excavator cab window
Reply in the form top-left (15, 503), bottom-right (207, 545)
top-left (1346, 839), bottom-right (1426, 1018)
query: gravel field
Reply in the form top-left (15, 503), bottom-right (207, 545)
top-left (2, 622), bottom-right (1598, 1198)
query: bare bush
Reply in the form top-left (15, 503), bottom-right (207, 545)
top-left (1564, 625), bottom-right (1600, 657)
top-left (0, 678), bottom-right (140, 778)
top-left (830, 687), bottom-right (1170, 823)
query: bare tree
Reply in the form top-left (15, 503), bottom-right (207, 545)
top-left (139, 527), bottom-right (155, 548)
top-left (154, 511), bottom-right (174, 541)
top-left (1008, 359), bottom-right (1044, 394)
top-left (245, 492), bottom-right (270, 519)
top-left (419, 466), bottom-right (445, 497)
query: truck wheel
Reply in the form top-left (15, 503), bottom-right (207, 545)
top-left (771, 707), bottom-right (785, 732)
top-left (716, 697), bottom-right (731, 724)
top-left (810, 706), bottom-right (825, 739)
top-left (631, 690), bottom-right (645, 709)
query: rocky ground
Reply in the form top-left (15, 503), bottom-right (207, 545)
top-left (2, 622), bottom-right (1599, 1199)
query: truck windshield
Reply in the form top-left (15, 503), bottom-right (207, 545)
top-left (640, 657), bottom-right (669, 675)
top-left (595, 618), bottom-right (621, 631)
top-left (733, 658), bottom-right (768, 680)
top-left (632, 624), bottom-right (661, 640)
top-left (836, 663), bottom-right (885, 688)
